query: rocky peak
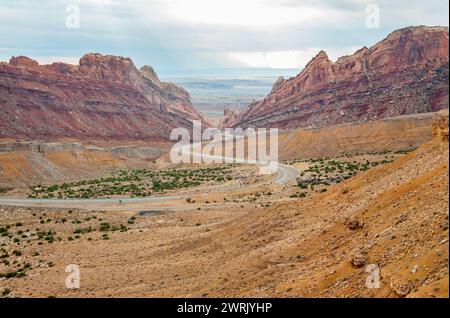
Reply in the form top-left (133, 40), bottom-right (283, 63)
top-left (303, 50), bottom-right (330, 70)
top-left (79, 53), bottom-right (134, 68)
top-left (297, 50), bottom-right (333, 90)
top-left (78, 53), bottom-right (139, 84)
top-left (9, 56), bottom-right (39, 68)
top-left (140, 65), bottom-right (161, 86)
top-left (316, 50), bottom-right (329, 60)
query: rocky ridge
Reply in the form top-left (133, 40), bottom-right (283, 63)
top-left (227, 26), bottom-right (449, 129)
top-left (0, 53), bottom-right (208, 141)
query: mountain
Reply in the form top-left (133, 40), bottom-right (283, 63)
top-left (0, 53), bottom-right (208, 141)
top-left (226, 26), bottom-right (449, 129)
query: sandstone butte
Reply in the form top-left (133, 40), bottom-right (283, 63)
top-left (0, 53), bottom-right (208, 141)
top-left (226, 26), bottom-right (449, 129)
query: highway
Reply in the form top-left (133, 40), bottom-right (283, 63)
top-left (0, 138), bottom-right (299, 210)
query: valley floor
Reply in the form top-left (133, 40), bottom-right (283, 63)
top-left (0, 111), bottom-right (448, 298)
top-left (0, 131), bottom-right (448, 298)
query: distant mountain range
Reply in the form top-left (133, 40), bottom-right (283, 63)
top-left (159, 68), bottom-right (299, 78)
top-left (225, 26), bottom-right (449, 129)
top-left (164, 76), bottom-right (284, 119)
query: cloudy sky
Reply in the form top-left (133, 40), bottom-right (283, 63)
top-left (0, 0), bottom-right (448, 76)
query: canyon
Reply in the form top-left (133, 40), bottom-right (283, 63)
top-left (0, 25), bottom-right (448, 299)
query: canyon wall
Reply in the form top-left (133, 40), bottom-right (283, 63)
top-left (228, 26), bottom-right (449, 129)
top-left (0, 53), bottom-right (208, 141)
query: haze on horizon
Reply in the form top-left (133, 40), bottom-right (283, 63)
top-left (0, 0), bottom-right (448, 77)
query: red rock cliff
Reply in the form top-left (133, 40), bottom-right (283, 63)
top-left (229, 26), bottom-right (449, 129)
top-left (0, 53), bottom-right (208, 141)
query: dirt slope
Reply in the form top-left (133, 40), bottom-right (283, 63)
top-left (278, 112), bottom-right (434, 160)
top-left (202, 110), bottom-right (449, 297)
top-left (0, 141), bottom-right (170, 189)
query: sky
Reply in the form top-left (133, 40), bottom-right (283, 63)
top-left (0, 0), bottom-right (448, 77)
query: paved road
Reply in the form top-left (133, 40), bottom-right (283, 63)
top-left (272, 163), bottom-right (299, 185)
top-left (0, 139), bottom-right (299, 209)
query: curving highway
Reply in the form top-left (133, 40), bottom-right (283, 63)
top-left (0, 138), bottom-right (299, 210)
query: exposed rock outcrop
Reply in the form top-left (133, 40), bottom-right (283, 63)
top-left (230, 26), bottom-right (449, 129)
top-left (220, 108), bottom-right (242, 129)
top-left (271, 76), bottom-right (286, 93)
top-left (432, 109), bottom-right (449, 141)
top-left (0, 53), bottom-right (208, 141)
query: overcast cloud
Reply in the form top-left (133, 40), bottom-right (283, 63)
top-left (0, 0), bottom-right (448, 76)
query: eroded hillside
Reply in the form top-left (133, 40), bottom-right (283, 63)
top-left (0, 141), bottom-right (171, 189)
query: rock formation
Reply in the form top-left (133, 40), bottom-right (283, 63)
top-left (227, 26), bottom-right (449, 129)
top-left (432, 109), bottom-right (449, 141)
top-left (0, 53), bottom-right (208, 141)
top-left (219, 108), bottom-right (242, 129)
